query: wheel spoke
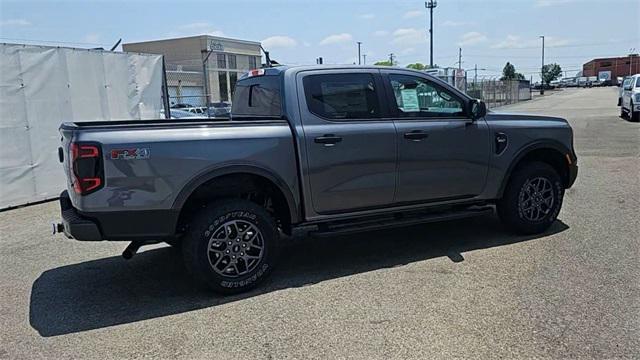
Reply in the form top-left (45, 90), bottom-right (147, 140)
top-left (207, 218), bottom-right (265, 278)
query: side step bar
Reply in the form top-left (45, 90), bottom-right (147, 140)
top-left (309, 206), bottom-right (494, 238)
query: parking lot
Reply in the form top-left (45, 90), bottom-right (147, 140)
top-left (0, 86), bottom-right (638, 359)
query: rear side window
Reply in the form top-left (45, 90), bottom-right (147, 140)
top-left (303, 73), bottom-right (380, 120)
top-left (232, 76), bottom-right (282, 117)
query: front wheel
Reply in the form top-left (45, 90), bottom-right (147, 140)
top-left (631, 102), bottom-right (639, 122)
top-left (497, 162), bottom-right (564, 235)
top-left (182, 199), bottom-right (278, 294)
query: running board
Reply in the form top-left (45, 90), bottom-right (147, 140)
top-left (309, 206), bottom-right (494, 237)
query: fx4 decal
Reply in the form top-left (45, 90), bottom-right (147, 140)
top-left (110, 148), bottom-right (150, 160)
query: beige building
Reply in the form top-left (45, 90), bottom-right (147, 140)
top-left (123, 35), bottom-right (262, 105)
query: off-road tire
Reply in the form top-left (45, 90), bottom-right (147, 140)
top-left (182, 199), bottom-right (278, 294)
top-left (497, 162), bottom-right (564, 235)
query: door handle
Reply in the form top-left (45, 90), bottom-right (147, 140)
top-left (403, 130), bottom-right (429, 141)
top-left (314, 134), bottom-right (342, 146)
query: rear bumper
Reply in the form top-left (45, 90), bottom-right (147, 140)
top-left (59, 190), bottom-right (102, 241)
top-left (58, 190), bottom-right (179, 241)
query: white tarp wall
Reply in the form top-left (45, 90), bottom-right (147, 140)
top-left (0, 43), bottom-right (164, 209)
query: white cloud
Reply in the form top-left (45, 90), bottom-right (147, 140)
top-left (178, 22), bottom-right (224, 37)
top-left (359, 13), bottom-right (375, 19)
top-left (319, 33), bottom-right (353, 46)
top-left (302, 41), bottom-right (311, 47)
top-left (535, 0), bottom-right (576, 7)
top-left (82, 33), bottom-right (100, 44)
top-left (403, 10), bottom-right (423, 19)
top-left (261, 35), bottom-right (297, 49)
top-left (442, 20), bottom-right (473, 27)
top-left (458, 31), bottom-right (487, 46)
top-left (392, 28), bottom-right (426, 46)
top-left (0, 19), bottom-right (30, 26)
top-left (400, 47), bottom-right (416, 55)
top-left (491, 34), bottom-right (569, 49)
top-left (373, 30), bottom-right (389, 37)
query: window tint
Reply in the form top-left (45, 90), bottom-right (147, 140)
top-left (636, 77), bottom-right (640, 87)
top-left (303, 73), bottom-right (380, 120)
top-left (231, 75), bottom-right (282, 117)
top-left (388, 74), bottom-right (465, 117)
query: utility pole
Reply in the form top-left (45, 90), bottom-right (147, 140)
top-left (540, 35), bottom-right (545, 95)
top-left (362, 54), bottom-right (367, 65)
top-left (458, 47), bottom-right (462, 70)
top-left (425, 0), bottom-right (437, 68)
top-left (389, 53), bottom-right (395, 66)
top-left (629, 48), bottom-right (636, 75)
top-left (357, 42), bottom-right (362, 65)
top-left (474, 64), bottom-right (478, 85)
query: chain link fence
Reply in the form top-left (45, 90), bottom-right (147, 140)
top-left (436, 72), bottom-right (531, 109)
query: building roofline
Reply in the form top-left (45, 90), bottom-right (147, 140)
top-left (123, 35), bottom-right (261, 47)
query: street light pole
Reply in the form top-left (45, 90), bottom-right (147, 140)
top-left (630, 48), bottom-right (636, 75)
top-left (357, 42), bottom-right (362, 65)
top-left (425, 0), bottom-right (437, 68)
top-left (363, 54), bottom-right (367, 65)
top-left (540, 35), bottom-right (545, 95)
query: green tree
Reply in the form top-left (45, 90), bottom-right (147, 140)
top-left (406, 63), bottom-right (426, 70)
top-left (541, 63), bottom-right (562, 85)
top-left (501, 62), bottom-right (525, 81)
top-left (374, 60), bottom-right (393, 66)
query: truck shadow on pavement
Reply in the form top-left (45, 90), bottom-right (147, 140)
top-left (30, 215), bottom-right (568, 337)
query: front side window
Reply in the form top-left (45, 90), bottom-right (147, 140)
top-left (636, 77), bottom-right (640, 87)
top-left (388, 74), bottom-right (465, 118)
top-left (303, 73), bottom-right (380, 120)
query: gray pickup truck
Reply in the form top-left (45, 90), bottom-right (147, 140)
top-left (57, 65), bottom-right (578, 294)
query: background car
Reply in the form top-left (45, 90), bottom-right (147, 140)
top-left (620, 74), bottom-right (640, 122)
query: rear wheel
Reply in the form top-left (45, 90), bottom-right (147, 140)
top-left (497, 162), bottom-right (564, 235)
top-left (182, 199), bottom-right (278, 294)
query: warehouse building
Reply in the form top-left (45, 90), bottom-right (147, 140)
top-left (123, 35), bottom-right (262, 105)
top-left (582, 55), bottom-right (640, 83)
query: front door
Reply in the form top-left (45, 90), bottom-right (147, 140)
top-left (298, 70), bottom-right (397, 214)
top-left (383, 71), bottom-right (490, 204)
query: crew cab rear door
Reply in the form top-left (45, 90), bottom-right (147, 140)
top-left (381, 70), bottom-right (490, 204)
top-left (296, 69), bottom-right (397, 214)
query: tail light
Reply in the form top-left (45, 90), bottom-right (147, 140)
top-left (69, 142), bottom-right (104, 195)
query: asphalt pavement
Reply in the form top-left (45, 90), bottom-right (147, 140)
top-left (1, 87), bottom-right (638, 359)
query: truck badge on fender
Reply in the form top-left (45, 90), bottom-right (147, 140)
top-left (110, 148), bottom-right (150, 160)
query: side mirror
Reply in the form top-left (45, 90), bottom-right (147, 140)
top-left (624, 84), bottom-right (633, 91)
top-left (469, 99), bottom-right (487, 120)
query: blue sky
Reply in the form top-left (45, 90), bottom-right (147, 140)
top-left (1, 0), bottom-right (639, 80)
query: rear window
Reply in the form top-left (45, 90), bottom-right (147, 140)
top-left (231, 76), bottom-right (282, 118)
